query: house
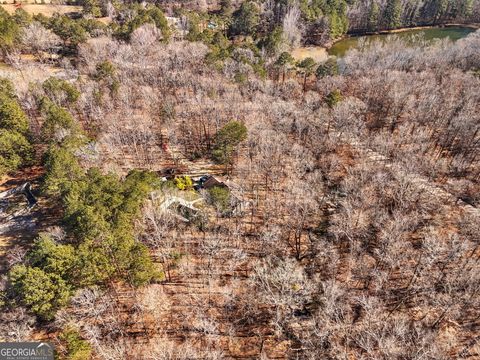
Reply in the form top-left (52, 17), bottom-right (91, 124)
top-left (201, 175), bottom-right (225, 190)
top-left (195, 175), bottom-right (250, 216)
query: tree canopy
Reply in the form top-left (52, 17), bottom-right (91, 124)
top-left (0, 79), bottom-right (32, 176)
top-left (9, 265), bottom-right (71, 320)
top-left (212, 121), bottom-right (248, 165)
top-left (229, 1), bottom-right (260, 37)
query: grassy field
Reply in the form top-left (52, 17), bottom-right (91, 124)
top-left (0, 4), bottom-right (82, 16)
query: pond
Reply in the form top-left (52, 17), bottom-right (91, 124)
top-left (328, 26), bottom-right (476, 58)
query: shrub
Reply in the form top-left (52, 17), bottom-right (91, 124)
top-left (174, 176), bottom-right (193, 190)
top-left (41, 101), bottom-right (78, 141)
top-left (208, 186), bottom-right (231, 214)
top-left (325, 89), bottom-right (343, 108)
top-left (43, 77), bottom-right (80, 105)
top-left (59, 327), bottom-right (93, 360)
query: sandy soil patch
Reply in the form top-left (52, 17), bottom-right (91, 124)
top-left (291, 46), bottom-right (329, 63)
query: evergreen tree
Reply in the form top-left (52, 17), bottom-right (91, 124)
top-left (42, 145), bottom-right (85, 196)
top-left (82, 0), bottom-right (102, 18)
top-left (459, 0), bottom-right (474, 17)
top-left (59, 327), bottom-right (93, 360)
top-left (316, 58), bottom-right (339, 78)
top-left (367, 1), bottom-right (380, 31)
top-left (12, 8), bottom-right (32, 28)
top-left (47, 14), bottom-right (88, 48)
top-left (0, 79), bottom-right (33, 176)
top-left (0, 8), bottom-right (20, 50)
top-left (0, 94), bottom-right (30, 136)
top-left (275, 52), bottom-right (295, 83)
top-left (9, 265), bottom-right (71, 320)
top-left (43, 77), bottom-right (80, 106)
top-left (128, 243), bottom-right (162, 286)
top-left (74, 240), bottom-right (115, 287)
top-left (384, 0), bottom-right (403, 29)
top-left (41, 101), bottom-right (78, 140)
top-left (229, 1), bottom-right (260, 37)
top-left (325, 89), bottom-right (343, 108)
top-left (116, 5), bottom-right (171, 41)
top-left (220, 0), bottom-right (234, 17)
top-left (212, 121), bottom-right (248, 165)
top-left (29, 234), bottom-right (76, 279)
top-left (258, 27), bottom-right (283, 57)
top-left (0, 129), bottom-right (33, 175)
top-left (208, 186), bottom-right (231, 214)
top-left (297, 57), bottom-right (317, 92)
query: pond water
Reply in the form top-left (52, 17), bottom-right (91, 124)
top-left (328, 26), bottom-right (476, 57)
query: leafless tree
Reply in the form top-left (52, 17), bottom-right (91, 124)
top-left (283, 5), bottom-right (303, 49)
top-left (21, 22), bottom-right (61, 60)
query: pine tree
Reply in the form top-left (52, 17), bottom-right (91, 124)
top-left (275, 52), bottom-right (295, 83)
top-left (0, 8), bottom-right (20, 50)
top-left (316, 58), bottom-right (339, 78)
top-left (459, 0), bottom-right (474, 17)
top-left (0, 79), bottom-right (33, 176)
top-left (229, 1), bottom-right (260, 36)
top-left (297, 57), bottom-right (317, 93)
top-left (384, 0), bottom-right (403, 29)
top-left (212, 121), bottom-right (247, 165)
top-left (9, 265), bottom-right (71, 320)
top-left (367, 1), bottom-right (380, 31)
top-left (29, 234), bottom-right (76, 279)
top-left (0, 129), bottom-right (33, 175)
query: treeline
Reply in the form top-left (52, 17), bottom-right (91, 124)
top-left (1, 0), bottom-right (476, 88)
top-left (1, 0), bottom-right (478, 63)
top-left (163, 0), bottom-right (480, 51)
top-left (350, 0), bottom-right (479, 33)
top-left (149, 0), bottom-right (480, 44)
top-left (0, 3), bottom-right (169, 58)
top-left (231, 0), bottom-right (480, 36)
top-left (0, 7), bottom-right (104, 54)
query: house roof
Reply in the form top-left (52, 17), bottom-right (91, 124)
top-left (202, 176), bottom-right (226, 190)
top-left (201, 176), bottom-right (249, 206)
